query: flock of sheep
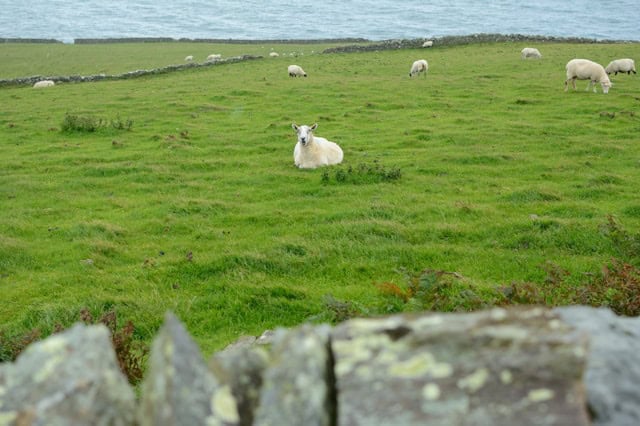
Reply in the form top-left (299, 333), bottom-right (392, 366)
top-left (289, 44), bottom-right (636, 169)
top-left (185, 53), bottom-right (222, 62)
top-left (520, 46), bottom-right (636, 95)
top-left (565, 57), bottom-right (635, 94)
top-left (29, 42), bottom-right (636, 171)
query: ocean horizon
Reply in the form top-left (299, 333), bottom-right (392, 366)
top-left (1, 0), bottom-right (639, 44)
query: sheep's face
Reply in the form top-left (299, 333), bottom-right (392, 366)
top-left (601, 80), bottom-right (612, 94)
top-left (292, 123), bottom-right (318, 146)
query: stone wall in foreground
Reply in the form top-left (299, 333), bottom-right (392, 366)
top-left (1, 306), bottom-right (639, 425)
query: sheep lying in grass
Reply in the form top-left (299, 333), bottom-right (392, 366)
top-left (422, 40), bottom-right (433, 48)
top-left (185, 55), bottom-right (194, 62)
top-left (207, 54), bottom-right (221, 61)
top-left (605, 58), bottom-right (636, 75)
top-left (33, 80), bottom-right (55, 88)
top-left (564, 59), bottom-right (611, 94)
top-left (269, 52), bottom-right (279, 57)
top-left (521, 47), bottom-right (542, 59)
top-left (288, 64), bottom-right (307, 77)
top-left (292, 123), bottom-right (343, 169)
top-left (409, 59), bottom-right (428, 77)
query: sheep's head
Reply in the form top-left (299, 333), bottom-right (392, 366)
top-left (292, 123), bottom-right (318, 146)
top-left (601, 79), bottom-right (612, 94)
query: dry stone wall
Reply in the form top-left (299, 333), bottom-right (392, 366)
top-left (1, 306), bottom-right (639, 425)
top-left (0, 54), bottom-right (262, 88)
top-left (321, 34), bottom-right (634, 54)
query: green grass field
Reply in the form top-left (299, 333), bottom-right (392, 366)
top-left (1, 40), bottom-right (640, 359)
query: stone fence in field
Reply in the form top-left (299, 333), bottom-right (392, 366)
top-left (3, 34), bottom-right (638, 88)
top-left (1, 306), bottom-right (639, 425)
top-left (322, 33), bottom-right (637, 54)
top-left (1, 38), bottom-right (63, 44)
top-left (73, 37), bottom-right (370, 45)
top-left (0, 54), bottom-right (263, 88)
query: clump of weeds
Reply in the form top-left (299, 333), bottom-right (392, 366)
top-left (321, 161), bottom-right (402, 184)
top-left (0, 308), bottom-right (148, 385)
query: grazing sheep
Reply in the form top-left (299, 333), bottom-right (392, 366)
top-left (33, 80), bottom-right (55, 88)
top-left (605, 58), bottom-right (636, 75)
top-left (564, 59), bottom-right (612, 94)
top-left (269, 52), bottom-right (279, 57)
top-left (207, 54), bottom-right (221, 61)
top-left (292, 123), bottom-right (343, 169)
top-left (422, 40), bottom-right (434, 48)
top-left (185, 55), bottom-right (194, 62)
top-left (521, 47), bottom-right (542, 59)
top-left (288, 64), bottom-right (307, 77)
top-left (409, 59), bottom-right (428, 77)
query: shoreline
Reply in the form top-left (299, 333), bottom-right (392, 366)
top-left (2, 33), bottom-right (640, 45)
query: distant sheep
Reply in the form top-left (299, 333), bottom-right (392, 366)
top-left (207, 54), bottom-right (222, 61)
top-left (270, 52), bottom-right (279, 57)
top-left (185, 55), bottom-right (194, 62)
top-left (565, 59), bottom-right (612, 94)
top-left (605, 58), bottom-right (636, 75)
top-left (422, 40), bottom-right (433, 48)
top-left (521, 47), bottom-right (542, 59)
top-left (33, 80), bottom-right (55, 88)
top-left (288, 64), bottom-right (307, 77)
top-left (292, 123), bottom-right (343, 169)
top-left (409, 59), bottom-right (428, 77)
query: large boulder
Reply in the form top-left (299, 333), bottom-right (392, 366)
top-left (332, 307), bottom-right (590, 426)
top-left (556, 306), bottom-right (640, 426)
top-left (0, 323), bottom-right (136, 425)
top-left (210, 345), bottom-right (270, 426)
top-left (138, 312), bottom-right (239, 426)
top-left (253, 324), bottom-right (333, 426)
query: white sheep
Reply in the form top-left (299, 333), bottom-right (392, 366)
top-left (185, 55), bottom-right (194, 62)
top-left (269, 52), bottom-right (279, 57)
top-left (207, 54), bottom-right (221, 61)
top-left (33, 80), bottom-right (55, 88)
top-left (605, 58), bottom-right (636, 75)
top-left (422, 40), bottom-right (434, 48)
top-left (288, 64), bottom-right (307, 77)
top-left (292, 123), bottom-right (343, 169)
top-left (564, 59), bottom-right (612, 94)
top-left (409, 59), bottom-right (428, 77)
top-left (521, 47), bottom-right (542, 59)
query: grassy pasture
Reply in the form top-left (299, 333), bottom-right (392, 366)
top-left (0, 41), bottom-right (362, 78)
top-left (1, 41), bottom-right (640, 357)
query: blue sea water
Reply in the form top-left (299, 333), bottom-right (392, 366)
top-left (1, 0), bottom-right (639, 43)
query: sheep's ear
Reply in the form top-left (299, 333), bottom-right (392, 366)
top-left (311, 123), bottom-right (318, 131)
top-left (292, 123), bottom-right (299, 131)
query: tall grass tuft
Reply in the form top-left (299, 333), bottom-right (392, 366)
top-left (61, 113), bottom-right (133, 132)
top-left (321, 161), bottom-right (402, 184)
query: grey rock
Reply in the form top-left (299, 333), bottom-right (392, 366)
top-left (210, 346), bottom-right (270, 426)
top-left (138, 312), bottom-right (239, 426)
top-left (556, 306), bottom-right (640, 426)
top-left (332, 307), bottom-right (590, 426)
top-left (0, 323), bottom-right (136, 426)
top-left (220, 330), bottom-right (275, 353)
top-left (255, 329), bottom-right (275, 346)
top-left (221, 335), bottom-right (259, 352)
top-left (0, 362), bottom-right (7, 385)
top-left (253, 324), bottom-right (333, 426)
